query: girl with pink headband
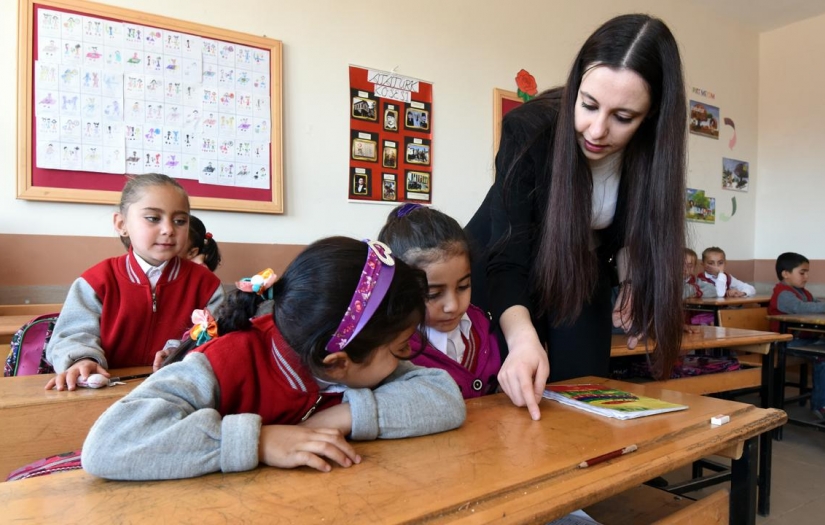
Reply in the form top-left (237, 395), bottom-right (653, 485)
top-left (82, 236), bottom-right (465, 480)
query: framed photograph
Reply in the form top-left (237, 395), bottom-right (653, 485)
top-left (689, 100), bottom-right (720, 139)
top-left (351, 95), bottom-right (377, 121)
top-left (382, 173), bottom-right (397, 201)
top-left (383, 107), bottom-right (398, 132)
top-left (351, 169), bottom-right (370, 197)
top-left (351, 137), bottom-right (377, 162)
top-left (406, 170), bottom-right (430, 192)
top-left (686, 188), bottom-right (716, 224)
top-left (405, 139), bottom-right (430, 166)
top-left (722, 157), bottom-right (749, 192)
top-left (404, 107), bottom-right (429, 131)
top-left (382, 142), bottom-right (397, 169)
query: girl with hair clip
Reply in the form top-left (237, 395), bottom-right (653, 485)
top-left (45, 173), bottom-right (224, 391)
top-left (81, 237), bottom-right (466, 480)
top-left (465, 14), bottom-right (687, 420)
top-left (378, 203), bottom-right (501, 399)
top-left (181, 215), bottom-right (222, 272)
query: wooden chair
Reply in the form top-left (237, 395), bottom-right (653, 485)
top-left (717, 307), bottom-right (809, 403)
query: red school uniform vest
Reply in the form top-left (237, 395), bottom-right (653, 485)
top-left (82, 249), bottom-right (221, 368)
top-left (769, 282), bottom-right (815, 333)
top-left (200, 315), bottom-right (342, 423)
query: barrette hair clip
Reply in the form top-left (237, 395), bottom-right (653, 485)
top-left (395, 203), bottom-right (423, 218)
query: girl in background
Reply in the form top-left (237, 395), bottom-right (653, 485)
top-left (82, 237), bottom-right (465, 480)
top-left (182, 215), bottom-right (222, 272)
top-left (45, 174), bottom-right (224, 390)
top-left (379, 204), bottom-right (501, 398)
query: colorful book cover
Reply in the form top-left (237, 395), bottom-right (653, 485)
top-left (543, 384), bottom-right (688, 420)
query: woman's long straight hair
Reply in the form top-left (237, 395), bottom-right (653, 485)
top-left (534, 14), bottom-right (686, 379)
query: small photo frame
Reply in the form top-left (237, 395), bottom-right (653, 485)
top-left (382, 143), bottom-right (397, 169)
top-left (352, 171), bottom-right (370, 196)
top-left (383, 108), bottom-right (398, 132)
top-left (689, 100), bottom-right (720, 139)
top-left (405, 141), bottom-right (430, 166)
top-left (406, 170), bottom-right (430, 192)
top-left (404, 107), bottom-right (429, 131)
top-left (352, 96), bottom-right (377, 121)
top-left (352, 137), bottom-right (377, 162)
top-left (686, 188), bottom-right (716, 224)
top-left (382, 173), bottom-right (397, 201)
top-left (722, 157), bottom-right (749, 192)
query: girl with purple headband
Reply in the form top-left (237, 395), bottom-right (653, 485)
top-left (81, 237), bottom-right (465, 480)
top-left (378, 204), bottom-right (502, 399)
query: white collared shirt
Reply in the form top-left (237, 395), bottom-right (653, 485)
top-left (425, 313), bottom-right (473, 363)
top-left (133, 252), bottom-right (169, 291)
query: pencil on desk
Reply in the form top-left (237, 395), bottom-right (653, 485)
top-left (578, 444), bottom-right (638, 468)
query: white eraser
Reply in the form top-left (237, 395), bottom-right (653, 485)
top-left (711, 414), bottom-right (730, 426)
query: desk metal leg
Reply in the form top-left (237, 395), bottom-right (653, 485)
top-left (758, 348), bottom-right (774, 516)
top-left (777, 338), bottom-right (788, 441)
top-left (731, 437), bottom-right (758, 525)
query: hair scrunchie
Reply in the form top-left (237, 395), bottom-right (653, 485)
top-left (235, 268), bottom-right (278, 299)
top-left (189, 309), bottom-right (218, 347)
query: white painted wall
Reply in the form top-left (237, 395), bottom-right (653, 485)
top-left (756, 12), bottom-right (825, 260)
top-left (0, 0), bottom-right (760, 258)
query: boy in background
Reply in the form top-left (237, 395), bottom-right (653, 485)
top-left (699, 246), bottom-right (756, 298)
top-left (769, 252), bottom-right (825, 419)
top-left (684, 248), bottom-right (716, 298)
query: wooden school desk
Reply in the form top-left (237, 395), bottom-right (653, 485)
top-left (0, 367), bottom-right (151, 479)
top-left (684, 295), bottom-right (772, 325)
top-left (0, 304), bottom-right (62, 344)
top-left (0, 378), bottom-right (786, 525)
top-left (766, 313), bottom-right (825, 432)
top-left (611, 325), bottom-right (792, 516)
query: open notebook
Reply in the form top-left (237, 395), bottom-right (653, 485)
top-left (543, 384), bottom-right (688, 420)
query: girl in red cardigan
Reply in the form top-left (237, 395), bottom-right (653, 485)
top-left (45, 173), bottom-right (224, 391)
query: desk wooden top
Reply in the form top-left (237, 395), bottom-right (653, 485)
top-left (0, 377), bottom-right (786, 523)
top-left (765, 313), bottom-right (825, 326)
top-left (684, 295), bottom-right (771, 307)
top-left (611, 326), bottom-right (792, 358)
top-left (0, 367), bottom-right (152, 409)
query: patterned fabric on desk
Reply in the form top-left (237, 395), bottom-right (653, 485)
top-left (610, 355), bottom-right (741, 380)
top-left (6, 449), bottom-right (81, 481)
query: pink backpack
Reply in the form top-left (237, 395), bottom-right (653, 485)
top-left (3, 313), bottom-right (59, 377)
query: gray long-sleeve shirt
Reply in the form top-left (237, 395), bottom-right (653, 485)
top-left (81, 353), bottom-right (466, 480)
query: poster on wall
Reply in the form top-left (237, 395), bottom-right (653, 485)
top-left (688, 100), bottom-right (720, 139)
top-left (348, 65), bottom-right (433, 203)
top-left (33, 7), bottom-right (272, 189)
top-left (686, 188), bottom-right (716, 224)
top-left (722, 157), bottom-right (749, 192)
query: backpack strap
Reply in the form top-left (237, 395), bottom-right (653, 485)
top-left (14, 314), bottom-right (59, 376)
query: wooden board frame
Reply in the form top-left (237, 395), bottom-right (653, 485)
top-left (17, 0), bottom-right (284, 213)
top-left (493, 87), bottom-right (521, 155)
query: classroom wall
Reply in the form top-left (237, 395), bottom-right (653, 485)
top-left (0, 0), bottom-right (768, 297)
top-left (755, 12), bottom-right (825, 262)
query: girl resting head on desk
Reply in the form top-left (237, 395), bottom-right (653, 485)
top-left (81, 237), bottom-right (466, 480)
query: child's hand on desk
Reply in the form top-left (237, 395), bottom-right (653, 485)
top-left (299, 403), bottom-right (352, 436)
top-left (44, 359), bottom-right (110, 391)
top-left (726, 289), bottom-right (746, 298)
top-left (258, 425), bottom-right (361, 472)
top-left (683, 324), bottom-right (699, 334)
top-left (153, 349), bottom-right (170, 372)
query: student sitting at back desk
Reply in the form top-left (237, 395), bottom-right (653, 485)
top-left (698, 246), bottom-right (756, 298)
top-left (769, 251), bottom-right (825, 420)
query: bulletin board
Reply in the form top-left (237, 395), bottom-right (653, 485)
top-left (348, 65), bottom-right (433, 204)
top-left (493, 88), bottom-right (522, 155)
top-left (16, 0), bottom-right (284, 214)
